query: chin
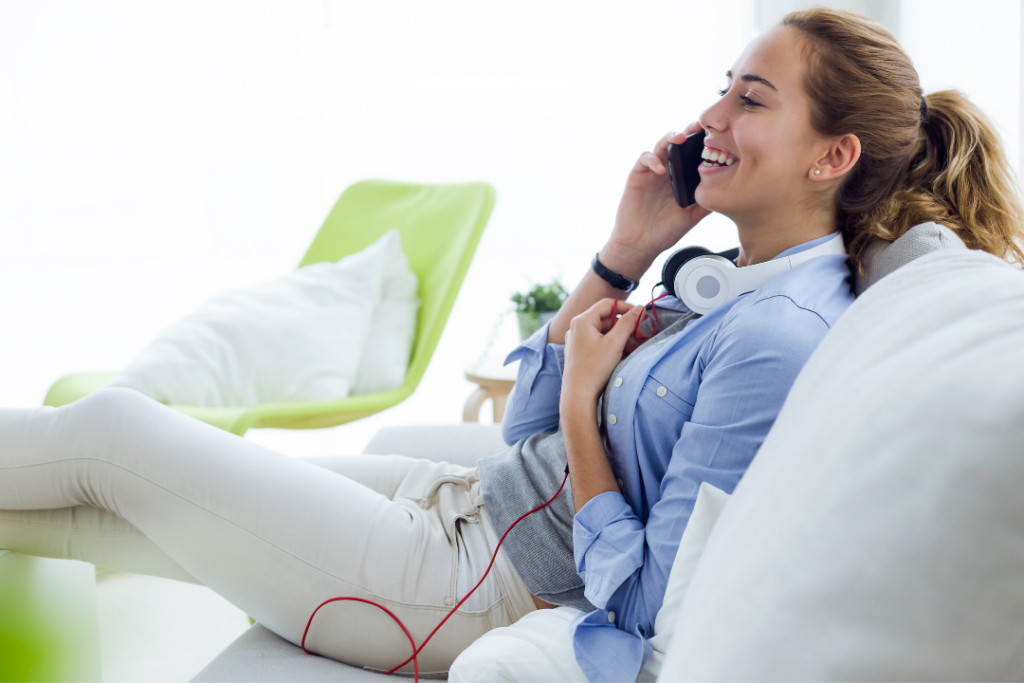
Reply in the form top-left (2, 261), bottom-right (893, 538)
top-left (694, 185), bottom-right (747, 221)
top-left (694, 186), bottom-right (725, 214)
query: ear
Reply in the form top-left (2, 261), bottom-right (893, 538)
top-left (810, 133), bottom-right (861, 181)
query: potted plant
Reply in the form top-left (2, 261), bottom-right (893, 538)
top-left (511, 281), bottom-right (568, 340)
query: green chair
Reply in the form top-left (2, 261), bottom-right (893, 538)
top-left (0, 551), bottom-right (102, 682)
top-left (44, 179), bottom-right (496, 435)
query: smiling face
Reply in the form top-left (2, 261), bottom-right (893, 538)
top-left (694, 26), bottom-right (835, 224)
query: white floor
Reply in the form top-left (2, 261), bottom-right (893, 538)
top-left (96, 571), bottom-right (251, 683)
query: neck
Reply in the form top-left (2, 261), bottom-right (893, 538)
top-left (732, 203), bottom-right (836, 267)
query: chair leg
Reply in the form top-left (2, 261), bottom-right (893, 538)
top-left (492, 392), bottom-right (509, 423)
top-left (463, 388), bottom-right (490, 422)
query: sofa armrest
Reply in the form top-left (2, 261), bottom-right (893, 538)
top-left (362, 424), bottom-right (507, 468)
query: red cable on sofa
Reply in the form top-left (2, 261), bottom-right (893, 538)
top-left (300, 471), bottom-right (570, 682)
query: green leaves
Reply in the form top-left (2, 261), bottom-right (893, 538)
top-left (511, 281), bottom-right (568, 314)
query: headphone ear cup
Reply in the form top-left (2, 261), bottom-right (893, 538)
top-left (675, 254), bottom-right (737, 315)
top-left (661, 246), bottom-right (713, 296)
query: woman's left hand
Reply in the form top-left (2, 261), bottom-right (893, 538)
top-left (561, 299), bottom-right (642, 411)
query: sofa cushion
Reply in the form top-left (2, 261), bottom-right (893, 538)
top-left (191, 625), bottom-right (396, 683)
top-left (662, 248), bottom-right (1024, 680)
top-left (362, 424), bottom-right (507, 467)
top-left (855, 221), bottom-right (966, 295)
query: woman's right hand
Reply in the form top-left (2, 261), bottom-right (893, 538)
top-left (601, 122), bottom-right (713, 280)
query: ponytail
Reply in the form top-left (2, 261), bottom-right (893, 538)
top-left (782, 9), bottom-right (1024, 270)
top-left (866, 90), bottom-right (1024, 266)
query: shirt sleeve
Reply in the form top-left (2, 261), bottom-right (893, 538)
top-left (501, 320), bottom-right (567, 446)
top-left (570, 295), bottom-right (831, 683)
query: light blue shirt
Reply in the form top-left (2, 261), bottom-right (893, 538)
top-left (501, 232), bottom-right (855, 682)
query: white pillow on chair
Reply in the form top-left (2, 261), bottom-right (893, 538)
top-left (351, 235), bottom-right (419, 395)
top-left (449, 483), bottom-right (731, 683)
top-left (109, 229), bottom-right (412, 408)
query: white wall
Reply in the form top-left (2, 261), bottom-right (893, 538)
top-left (1, 1), bottom-right (1015, 456)
top-left (0, 1), bottom-right (755, 455)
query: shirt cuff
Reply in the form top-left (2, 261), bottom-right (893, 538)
top-left (571, 607), bottom-right (652, 683)
top-left (503, 319), bottom-right (565, 405)
top-left (503, 319), bottom-right (556, 364)
top-left (574, 491), bottom-right (645, 608)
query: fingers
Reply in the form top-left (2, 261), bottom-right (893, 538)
top-left (600, 300), bottom-right (637, 332)
top-left (570, 299), bottom-right (637, 335)
top-left (586, 297), bottom-right (633, 320)
top-left (659, 122), bottom-right (704, 152)
top-left (645, 122), bottom-right (704, 173)
top-left (608, 305), bottom-right (642, 345)
top-left (636, 151), bottom-right (666, 175)
top-left (651, 132), bottom-right (675, 161)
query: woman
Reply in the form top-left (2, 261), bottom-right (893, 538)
top-left (2, 7), bottom-right (1022, 682)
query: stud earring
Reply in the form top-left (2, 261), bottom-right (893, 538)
top-left (814, 169), bottom-right (821, 175)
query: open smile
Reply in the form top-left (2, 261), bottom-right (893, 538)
top-left (698, 145), bottom-right (737, 175)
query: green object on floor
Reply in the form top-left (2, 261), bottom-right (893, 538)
top-left (0, 551), bottom-right (102, 682)
top-left (44, 179), bottom-right (496, 435)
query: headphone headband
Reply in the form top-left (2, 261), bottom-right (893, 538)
top-left (666, 233), bottom-right (846, 315)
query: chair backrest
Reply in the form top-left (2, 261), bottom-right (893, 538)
top-left (299, 179), bottom-right (496, 391)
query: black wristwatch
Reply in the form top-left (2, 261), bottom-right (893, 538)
top-left (591, 253), bottom-right (640, 293)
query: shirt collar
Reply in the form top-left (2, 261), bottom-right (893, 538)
top-left (769, 230), bottom-right (842, 261)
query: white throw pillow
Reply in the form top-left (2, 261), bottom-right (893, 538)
top-left (448, 483), bottom-right (731, 683)
top-left (108, 230), bottom-right (410, 407)
top-left (661, 249), bottom-right (1024, 681)
top-left (644, 482), bottom-right (730, 679)
top-left (351, 234), bottom-right (419, 395)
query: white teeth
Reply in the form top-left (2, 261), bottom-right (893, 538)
top-left (701, 146), bottom-right (737, 167)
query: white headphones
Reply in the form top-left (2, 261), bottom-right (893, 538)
top-left (668, 233), bottom-right (847, 315)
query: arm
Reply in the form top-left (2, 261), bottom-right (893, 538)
top-left (548, 124), bottom-right (711, 346)
top-left (568, 298), bottom-right (832, 682)
top-left (504, 125), bottom-right (710, 445)
top-left (500, 322), bottom-right (568, 444)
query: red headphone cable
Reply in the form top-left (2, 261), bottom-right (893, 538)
top-left (300, 470), bottom-right (571, 682)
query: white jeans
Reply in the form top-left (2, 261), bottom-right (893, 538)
top-left (0, 388), bottom-right (536, 676)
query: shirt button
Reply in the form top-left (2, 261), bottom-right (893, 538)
top-left (656, 338), bottom-right (667, 344)
top-left (656, 386), bottom-right (667, 397)
top-left (444, 597), bottom-right (453, 606)
top-left (616, 478), bottom-right (624, 489)
top-left (607, 611), bottom-right (616, 623)
top-left (614, 377), bottom-right (622, 388)
top-left (608, 414), bottom-right (617, 425)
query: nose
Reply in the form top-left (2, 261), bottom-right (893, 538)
top-left (698, 96), bottom-right (730, 135)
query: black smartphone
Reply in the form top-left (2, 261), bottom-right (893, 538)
top-left (666, 130), bottom-right (706, 208)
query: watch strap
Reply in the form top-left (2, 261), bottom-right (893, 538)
top-left (591, 253), bottom-right (639, 293)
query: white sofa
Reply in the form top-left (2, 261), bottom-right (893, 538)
top-left (194, 225), bottom-right (1024, 682)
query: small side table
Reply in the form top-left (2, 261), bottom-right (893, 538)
top-left (463, 359), bottom-right (519, 423)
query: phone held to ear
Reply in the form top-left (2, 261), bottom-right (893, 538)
top-left (667, 130), bottom-right (706, 208)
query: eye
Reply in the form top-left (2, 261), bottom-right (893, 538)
top-left (718, 88), bottom-right (762, 108)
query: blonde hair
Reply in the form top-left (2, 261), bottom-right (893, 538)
top-left (780, 7), bottom-right (1024, 271)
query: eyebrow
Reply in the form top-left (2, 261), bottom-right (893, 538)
top-left (725, 70), bottom-right (778, 92)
